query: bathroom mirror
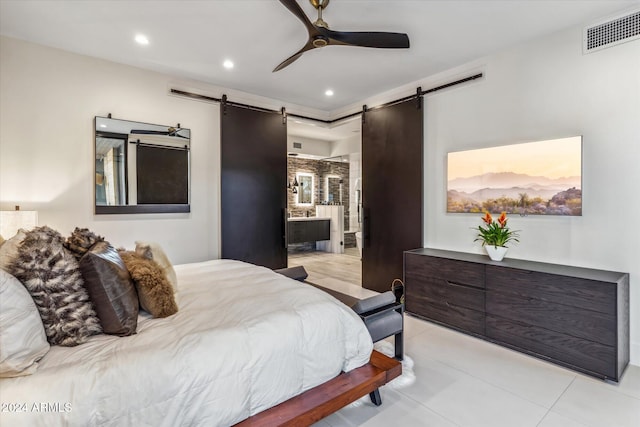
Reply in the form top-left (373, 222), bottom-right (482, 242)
top-left (326, 176), bottom-right (342, 204)
top-left (95, 116), bottom-right (190, 214)
top-left (297, 173), bottom-right (313, 205)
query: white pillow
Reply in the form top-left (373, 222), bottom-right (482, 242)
top-left (0, 269), bottom-right (50, 377)
top-left (0, 229), bottom-right (27, 272)
top-left (135, 241), bottom-right (178, 293)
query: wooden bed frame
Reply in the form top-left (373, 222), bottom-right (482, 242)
top-left (234, 350), bottom-right (401, 426)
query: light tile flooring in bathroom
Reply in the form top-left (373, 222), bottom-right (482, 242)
top-left (289, 248), bottom-right (363, 286)
top-left (291, 251), bottom-right (640, 427)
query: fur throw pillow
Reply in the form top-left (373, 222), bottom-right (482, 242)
top-left (8, 226), bottom-right (102, 346)
top-left (135, 241), bottom-right (178, 293)
top-left (119, 251), bottom-right (178, 318)
top-left (65, 227), bottom-right (105, 260)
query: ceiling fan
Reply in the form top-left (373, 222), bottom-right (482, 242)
top-left (274, 0), bottom-right (410, 72)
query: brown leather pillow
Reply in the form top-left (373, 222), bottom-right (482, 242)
top-left (79, 242), bottom-right (139, 336)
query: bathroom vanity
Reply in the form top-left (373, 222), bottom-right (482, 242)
top-left (286, 206), bottom-right (345, 254)
top-left (287, 217), bottom-right (331, 244)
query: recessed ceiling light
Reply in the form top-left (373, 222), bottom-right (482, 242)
top-left (325, 89), bottom-right (334, 97)
top-left (223, 59), bottom-right (234, 69)
top-left (135, 34), bottom-right (149, 45)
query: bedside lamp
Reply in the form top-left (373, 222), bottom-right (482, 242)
top-left (0, 206), bottom-right (38, 238)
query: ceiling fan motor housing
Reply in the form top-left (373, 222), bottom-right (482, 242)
top-left (312, 35), bottom-right (329, 47)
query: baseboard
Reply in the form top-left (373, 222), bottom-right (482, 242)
top-left (630, 341), bottom-right (640, 366)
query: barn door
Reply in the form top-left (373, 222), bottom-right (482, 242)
top-left (361, 98), bottom-right (423, 292)
top-left (221, 104), bottom-right (287, 269)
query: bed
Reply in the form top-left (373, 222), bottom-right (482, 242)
top-left (0, 259), bottom-right (382, 426)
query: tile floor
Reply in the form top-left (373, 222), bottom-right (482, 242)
top-left (289, 249), bottom-right (362, 286)
top-left (308, 275), bottom-right (640, 427)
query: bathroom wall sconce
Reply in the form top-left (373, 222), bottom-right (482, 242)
top-left (0, 206), bottom-right (38, 238)
top-left (288, 177), bottom-right (300, 192)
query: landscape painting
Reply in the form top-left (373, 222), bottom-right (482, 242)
top-left (447, 136), bottom-right (582, 216)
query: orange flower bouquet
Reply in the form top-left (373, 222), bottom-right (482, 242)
top-left (474, 212), bottom-right (520, 248)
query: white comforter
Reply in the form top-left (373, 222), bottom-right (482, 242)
top-left (0, 260), bottom-right (373, 426)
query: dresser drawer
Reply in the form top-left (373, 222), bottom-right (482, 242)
top-left (406, 299), bottom-right (484, 335)
top-left (405, 253), bottom-right (485, 289)
top-left (407, 276), bottom-right (484, 312)
top-left (486, 315), bottom-right (617, 380)
top-left (486, 291), bottom-right (616, 346)
top-left (486, 265), bottom-right (616, 314)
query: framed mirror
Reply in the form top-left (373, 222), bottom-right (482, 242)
top-left (296, 173), bottom-right (313, 205)
top-left (95, 116), bottom-right (190, 214)
top-left (325, 175), bottom-right (342, 204)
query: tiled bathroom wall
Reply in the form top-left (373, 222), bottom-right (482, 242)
top-left (287, 157), bottom-right (350, 229)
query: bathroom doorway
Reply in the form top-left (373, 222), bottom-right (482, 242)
top-left (286, 118), bottom-right (363, 290)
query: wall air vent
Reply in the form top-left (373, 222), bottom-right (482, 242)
top-left (583, 10), bottom-right (640, 54)
top-left (293, 142), bottom-right (302, 149)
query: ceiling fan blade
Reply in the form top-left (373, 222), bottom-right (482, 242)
top-left (279, 0), bottom-right (318, 35)
top-left (325, 30), bottom-right (410, 48)
top-left (273, 41), bottom-right (316, 72)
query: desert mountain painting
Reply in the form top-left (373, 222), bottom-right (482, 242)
top-left (447, 137), bottom-right (582, 216)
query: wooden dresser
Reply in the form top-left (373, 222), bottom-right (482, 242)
top-left (404, 248), bottom-right (630, 381)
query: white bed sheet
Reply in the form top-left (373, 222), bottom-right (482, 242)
top-left (0, 259), bottom-right (373, 426)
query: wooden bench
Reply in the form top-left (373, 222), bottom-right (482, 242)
top-left (234, 350), bottom-right (401, 426)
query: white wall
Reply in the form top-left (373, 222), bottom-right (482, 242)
top-left (0, 37), bottom-right (217, 264)
top-left (333, 22), bottom-right (639, 365)
top-left (0, 36), bottom-right (327, 265)
top-left (0, 36), bottom-right (326, 266)
top-left (422, 29), bottom-right (640, 364)
top-left (330, 134), bottom-right (360, 157)
top-left (286, 135), bottom-right (332, 157)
